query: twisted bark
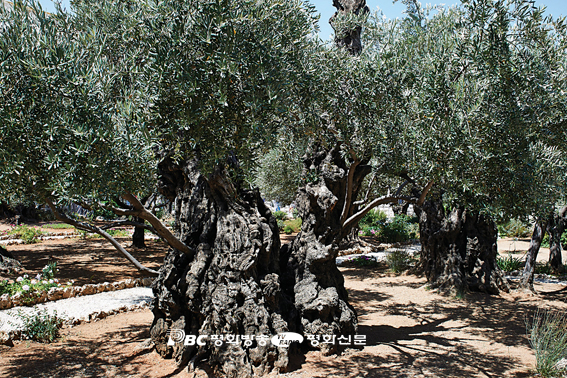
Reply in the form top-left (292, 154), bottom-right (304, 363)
top-left (416, 193), bottom-right (509, 295)
top-left (150, 158), bottom-right (294, 377)
top-left (280, 145), bottom-right (370, 354)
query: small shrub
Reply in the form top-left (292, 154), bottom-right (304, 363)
top-left (277, 219), bottom-right (285, 231)
top-left (283, 225), bottom-right (294, 234)
top-left (7, 225), bottom-right (45, 244)
top-left (498, 219), bottom-right (531, 238)
top-left (386, 250), bottom-right (414, 273)
top-left (496, 253), bottom-right (523, 272)
top-left (528, 309), bottom-right (567, 377)
top-left (17, 309), bottom-right (64, 343)
top-left (359, 209), bottom-right (387, 229)
top-left (380, 215), bottom-right (417, 243)
top-left (359, 225), bottom-right (379, 237)
top-left (272, 210), bottom-right (288, 221)
top-left (349, 255), bottom-right (379, 267)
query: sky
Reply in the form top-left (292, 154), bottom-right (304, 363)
top-left (36, 0), bottom-right (567, 40)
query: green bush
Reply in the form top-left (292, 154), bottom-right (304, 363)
top-left (277, 219), bottom-right (285, 231)
top-left (380, 215), bottom-right (418, 243)
top-left (283, 225), bottom-right (294, 234)
top-left (528, 309), bottom-right (567, 378)
top-left (497, 219), bottom-right (531, 238)
top-left (272, 210), bottom-right (288, 221)
top-left (496, 253), bottom-right (523, 272)
top-left (359, 209), bottom-right (387, 229)
top-left (17, 309), bottom-right (64, 343)
top-left (386, 250), bottom-right (414, 273)
top-left (7, 225), bottom-right (45, 244)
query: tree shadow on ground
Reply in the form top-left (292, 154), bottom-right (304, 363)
top-left (1, 319), bottom-right (170, 378)
top-left (5, 238), bottom-right (166, 285)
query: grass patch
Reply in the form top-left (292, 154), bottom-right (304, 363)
top-left (528, 309), bottom-right (567, 377)
top-left (41, 223), bottom-right (74, 229)
top-left (283, 218), bottom-right (302, 233)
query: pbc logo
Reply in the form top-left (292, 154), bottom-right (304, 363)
top-left (166, 329), bottom-right (186, 345)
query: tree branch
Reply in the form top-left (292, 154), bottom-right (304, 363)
top-left (342, 195), bottom-right (415, 231)
top-left (44, 198), bottom-right (158, 276)
top-left (417, 180), bottom-right (435, 206)
top-left (122, 192), bottom-right (193, 255)
top-left (340, 159), bottom-right (361, 225)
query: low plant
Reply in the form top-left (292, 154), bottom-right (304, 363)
top-left (7, 225), bottom-right (45, 244)
top-left (385, 250), bottom-right (414, 273)
top-left (272, 210), bottom-right (288, 221)
top-left (283, 225), bottom-right (294, 234)
top-left (527, 309), bottom-right (567, 377)
top-left (496, 253), bottom-right (523, 272)
top-left (0, 262), bottom-right (63, 296)
top-left (380, 215), bottom-right (418, 243)
top-left (349, 255), bottom-right (379, 267)
top-left (16, 309), bottom-right (64, 343)
top-left (283, 218), bottom-right (302, 233)
top-left (41, 223), bottom-right (74, 229)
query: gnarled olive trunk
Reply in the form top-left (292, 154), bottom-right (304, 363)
top-left (519, 220), bottom-right (547, 291)
top-left (150, 158), bottom-right (293, 377)
top-left (417, 194), bottom-right (509, 295)
top-left (280, 146), bottom-right (370, 354)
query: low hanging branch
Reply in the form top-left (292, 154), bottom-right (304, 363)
top-left (341, 177), bottom-right (426, 231)
top-left (43, 197), bottom-right (158, 276)
top-left (121, 193), bottom-right (194, 255)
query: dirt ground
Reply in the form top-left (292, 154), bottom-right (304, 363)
top-left (1, 223), bottom-right (566, 377)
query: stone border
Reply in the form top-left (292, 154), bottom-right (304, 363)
top-left (0, 277), bottom-right (154, 310)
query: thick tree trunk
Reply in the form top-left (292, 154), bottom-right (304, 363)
top-left (519, 220), bottom-right (547, 292)
top-left (416, 194), bottom-right (509, 295)
top-left (132, 216), bottom-right (146, 249)
top-left (280, 146), bottom-right (370, 354)
top-left (150, 158), bottom-right (294, 377)
top-left (547, 208), bottom-right (566, 274)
